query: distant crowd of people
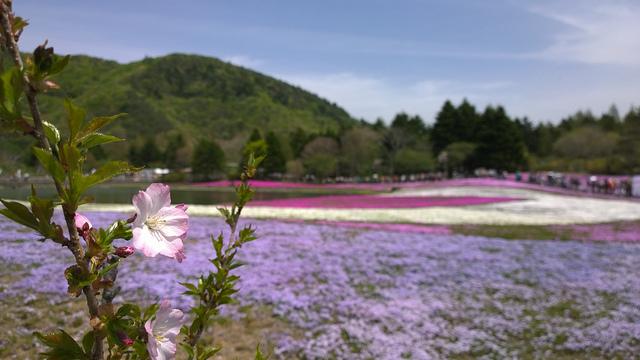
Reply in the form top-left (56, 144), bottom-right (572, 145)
top-left (524, 172), bottom-right (634, 197)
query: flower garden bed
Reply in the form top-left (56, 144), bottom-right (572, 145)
top-left (4, 181), bottom-right (640, 359)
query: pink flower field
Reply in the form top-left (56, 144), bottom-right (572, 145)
top-left (248, 195), bottom-right (522, 209)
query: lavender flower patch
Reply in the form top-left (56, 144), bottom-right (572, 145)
top-left (3, 212), bottom-right (640, 359)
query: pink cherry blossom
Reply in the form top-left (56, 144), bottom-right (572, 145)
top-left (145, 299), bottom-right (184, 360)
top-left (131, 183), bottom-right (189, 262)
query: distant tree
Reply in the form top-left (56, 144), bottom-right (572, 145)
top-left (263, 131), bottom-right (287, 175)
top-left (553, 126), bottom-right (618, 159)
top-left (164, 132), bottom-right (186, 170)
top-left (598, 104), bottom-right (621, 132)
top-left (515, 117), bottom-right (538, 156)
top-left (532, 122), bottom-right (561, 157)
top-left (372, 118), bottom-right (387, 132)
top-left (430, 100), bottom-right (459, 156)
top-left (391, 112), bottom-right (428, 148)
top-left (191, 138), bottom-right (226, 181)
top-left (248, 128), bottom-right (262, 142)
top-left (340, 127), bottom-right (380, 176)
top-left (616, 106), bottom-right (640, 172)
top-left (379, 128), bottom-right (411, 176)
top-left (289, 127), bottom-right (309, 158)
top-left (473, 106), bottom-right (526, 171)
top-left (394, 148), bottom-right (435, 174)
top-left (300, 136), bottom-right (339, 178)
top-left (444, 142), bottom-right (477, 174)
top-left (431, 99), bottom-right (481, 156)
top-left (129, 137), bottom-right (162, 167)
top-left (454, 99), bottom-right (481, 142)
top-left (303, 153), bottom-right (337, 180)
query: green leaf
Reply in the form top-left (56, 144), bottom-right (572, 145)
top-left (64, 98), bottom-right (86, 144)
top-left (143, 303), bottom-right (160, 320)
top-left (254, 343), bottom-right (270, 360)
top-left (239, 225), bottom-right (258, 243)
top-left (81, 331), bottom-right (95, 354)
top-left (180, 343), bottom-right (195, 359)
top-left (43, 121), bottom-right (61, 146)
top-left (0, 66), bottom-right (23, 119)
top-left (80, 133), bottom-right (123, 149)
top-left (217, 207), bottom-right (231, 219)
top-left (60, 143), bottom-right (83, 208)
top-left (81, 161), bottom-right (140, 193)
top-left (180, 282), bottom-right (199, 293)
top-left (48, 54), bottom-right (70, 76)
top-left (197, 345), bottom-right (222, 360)
top-left (33, 329), bottom-right (90, 360)
top-left (31, 147), bottom-right (65, 184)
top-left (98, 258), bottom-right (122, 277)
top-left (64, 265), bottom-right (96, 297)
top-left (75, 114), bottom-right (125, 144)
top-left (27, 185), bottom-right (55, 225)
top-left (116, 303), bottom-right (135, 318)
top-left (0, 199), bottom-right (39, 229)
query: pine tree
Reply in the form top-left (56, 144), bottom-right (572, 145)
top-left (263, 131), bottom-right (287, 175)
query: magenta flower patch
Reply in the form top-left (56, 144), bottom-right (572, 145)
top-left (248, 195), bottom-right (521, 209)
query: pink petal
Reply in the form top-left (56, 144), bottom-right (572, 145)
top-left (175, 203), bottom-right (188, 212)
top-left (144, 183), bottom-right (172, 214)
top-left (145, 320), bottom-right (159, 359)
top-left (156, 207), bottom-right (189, 238)
top-left (174, 249), bottom-right (187, 263)
top-left (132, 190), bottom-right (153, 224)
top-left (132, 226), bottom-right (163, 258)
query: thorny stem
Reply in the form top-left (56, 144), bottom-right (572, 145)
top-left (0, 2), bottom-right (103, 359)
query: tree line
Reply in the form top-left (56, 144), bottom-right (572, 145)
top-left (155, 99), bottom-right (638, 181)
top-left (4, 98), bottom-right (639, 181)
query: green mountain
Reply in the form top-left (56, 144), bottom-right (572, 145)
top-left (38, 53), bottom-right (356, 139)
top-left (1, 53), bottom-right (357, 171)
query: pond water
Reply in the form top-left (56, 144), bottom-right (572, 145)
top-left (0, 183), bottom-right (360, 205)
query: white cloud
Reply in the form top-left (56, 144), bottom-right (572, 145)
top-left (528, 0), bottom-right (640, 65)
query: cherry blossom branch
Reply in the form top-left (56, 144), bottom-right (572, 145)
top-left (0, 3), bottom-right (102, 359)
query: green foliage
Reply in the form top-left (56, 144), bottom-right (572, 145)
top-left (303, 152), bottom-right (337, 179)
top-left (394, 148), bottom-right (435, 174)
top-left (181, 153), bottom-right (268, 360)
top-left (30, 53), bottom-right (355, 147)
top-left (289, 127), bottom-right (309, 158)
top-left (473, 106), bottom-right (526, 171)
top-left (262, 131), bottom-right (287, 175)
top-left (390, 112), bottom-right (428, 148)
top-left (33, 330), bottom-right (90, 360)
top-left (444, 142), bottom-right (477, 173)
top-left (191, 138), bottom-right (226, 181)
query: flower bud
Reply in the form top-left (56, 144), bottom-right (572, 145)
top-left (90, 315), bottom-right (108, 340)
top-left (75, 213), bottom-right (92, 237)
top-left (126, 213), bottom-right (137, 224)
top-left (116, 331), bottom-right (133, 346)
top-left (114, 246), bottom-right (134, 258)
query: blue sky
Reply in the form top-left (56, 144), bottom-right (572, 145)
top-left (14, 0), bottom-right (640, 125)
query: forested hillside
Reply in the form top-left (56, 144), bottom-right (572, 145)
top-left (1, 53), bottom-right (356, 174)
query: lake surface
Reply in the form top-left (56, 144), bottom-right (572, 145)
top-left (0, 182), bottom-right (362, 205)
